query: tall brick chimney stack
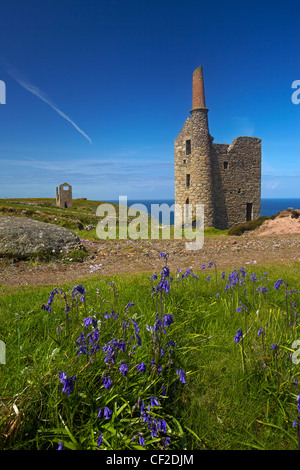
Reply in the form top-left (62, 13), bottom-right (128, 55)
top-left (192, 65), bottom-right (206, 109)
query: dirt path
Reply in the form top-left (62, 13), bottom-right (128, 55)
top-left (0, 231), bottom-right (299, 287)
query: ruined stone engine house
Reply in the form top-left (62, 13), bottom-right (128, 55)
top-left (174, 66), bottom-right (261, 229)
top-left (56, 182), bottom-right (72, 209)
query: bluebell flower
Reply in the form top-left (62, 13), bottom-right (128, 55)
top-left (274, 279), bottom-right (284, 290)
top-left (158, 419), bottom-right (168, 433)
top-left (256, 286), bottom-right (269, 294)
top-left (176, 368), bottom-right (186, 384)
top-left (125, 302), bottom-right (135, 310)
top-left (135, 333), bottom-right (142, 346)
top-left (71, 285), bottom-right (86, 303)
top-left (136, 362), bottom-right (146, 373)
top-left (41, 288), bottom-right (59, 312)
top-left (163, 313), bottom-right (174, 327)
top-left (97, 433), bottom-right (103, 446)
top-left (130, 318), bottom-right (140, 332)
top-left (234, 329), bottom-right (243, 343)
top-left (59, 372), bottom-right (76, 395)
top-left (57, 441), bottom-right (64, 450)
top-left (257, 327), bottom-right (264, 337)
top-left (83, 317), bottom-right (97, 328)
top-left (163, 437), bottom-right (170, 446)
top-left (161, 266), bottom-right (170, 278)
top-left (297, 395), bottom-right (300, 413)
top-left (270, 343), bottom-right (279, 350)
top-left (250, 273), bottom-right (257, 282)
top-left (101, 376), bottom-right (112, 389)
top-left (98, 406), bottom-right (112, 420)
top-left (119, 361), bottom-right (128, 376)
top-left (150, 396), bottom-right (160, 407)
top-left (159, 252), bottom-right (167, 259)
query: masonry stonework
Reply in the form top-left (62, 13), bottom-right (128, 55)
top-left (56, 182), bottom-right (73, 209)
top-left (175, 66), bottom-right (261, 230)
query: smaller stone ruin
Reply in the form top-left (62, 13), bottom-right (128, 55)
top-left (56, 182), bottom-right (72, 208)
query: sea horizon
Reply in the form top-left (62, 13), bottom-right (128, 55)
top-left (105, 197), bottom-right (300, 225)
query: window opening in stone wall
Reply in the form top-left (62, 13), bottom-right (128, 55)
top-left (186, 174), bottom-right (190, 189)
top-left (183, 159), bottom-right (186, 164)
top-left (223, 161), bottom-right (228, 170)
top-left (246, 203), bottom-right (253, 221)
top-left (186, 140), bottom-right (191, 155)
top-left (238, 188), bottom-right (241, 193)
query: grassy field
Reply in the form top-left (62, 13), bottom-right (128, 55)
top-left (0, 197), bottom-right (231, 244)
top-left (1, 253), bottom-right (300, 450)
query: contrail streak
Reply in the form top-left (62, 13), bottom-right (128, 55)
top-left (6, 65), bottom-right (92, 144)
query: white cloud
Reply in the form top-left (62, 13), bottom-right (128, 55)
top-left (5, 62), bottom-right (92, 144)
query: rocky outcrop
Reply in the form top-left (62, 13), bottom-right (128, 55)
top-left (0, 216), bottom-right (82, 259)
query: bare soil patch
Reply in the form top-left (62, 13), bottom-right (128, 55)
top-left (0, 231), bottom-right (299, 287)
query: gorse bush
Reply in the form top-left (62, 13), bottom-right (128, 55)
top-left (0, 255), bottom-right (300, 450)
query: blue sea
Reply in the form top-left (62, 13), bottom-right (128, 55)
top-left (107, 198), bottom-right (300, 226)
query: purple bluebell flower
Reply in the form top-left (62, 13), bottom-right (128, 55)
top-left (176, 368), bottom-right (186, 384)
top-left (136, 362), bottom-right (146, 373)
top-left (158, 419), bottom-right (168, 433)
top-left (274, 279), bottom-right (284, 290)
top-left (257, 327), bottom-right (264, 337)
top-left (297, 395), bottom-right (300, 413)
top-left (57, 441), bottom-right (64, 450)
top-left (59, 372), bottom-right (76, 395)
top-left (256, 286), bottom-right (268, 294)
top-left (97, 433), bottom-right (103, 446)
top-left (135, 333), bottom-right (142, 346)
top-left (101, 376), bottom-right (112, 389)
top-left (161, 266), bottom-right (170, 278)
top-left (236, 306), bottom-right (242, 313)
top-left (41, 288), bottom-right (59, 312)
top-left (250, 273), bottom-right (257, 282)
top-left (159, 252), bottom-right (167, 259)
top-left (98, 406), bottom-right (112, 420)
top-left (83, 317), bottom-right (97, 328)
top-left (163, 313), bottom-right (174, 327)
top-left (125, 302), bottom-right (135, 311)
top-left (119, 361), bottom-right (128, 376)
top-left (234, 329), bottom-right (243, 343)
top-left (163, 436), bottom-right (170, 446)
top-left (71, 285), bottom-right (86, 303)
top-left (270, 343), bottom-right (279, 350)
top-left (150, 396), bottom-right (160, 408)
top-left (130, 318), bottom-right (140, 332)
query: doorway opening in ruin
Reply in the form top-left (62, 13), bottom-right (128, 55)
top-left (246, 203), bottom-right (253, 221)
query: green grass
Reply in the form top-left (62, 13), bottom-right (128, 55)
top-left (0, 256), bottom-right (300, 450)
top-left (0, 198), bottom-right (230, 245)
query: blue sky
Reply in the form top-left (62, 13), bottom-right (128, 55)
top-left (0, 0), bottom-right (299, 200)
